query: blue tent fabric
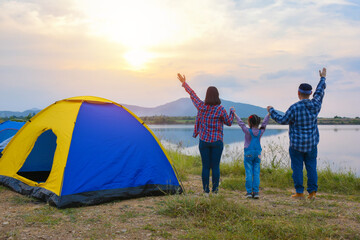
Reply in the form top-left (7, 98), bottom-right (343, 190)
top-left (0, 129), bottom-right (18, 143)
top-left (0, 121), bottom-right (25, 150)
top-left (0, 121), bottom-right (26, 131)
top-left (62, 102), bottom-right (180, 197)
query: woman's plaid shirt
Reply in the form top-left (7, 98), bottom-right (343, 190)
top-left (269, 77), bottom-right (326, 152)
top-left (183, 82), bottom-right (234, 143)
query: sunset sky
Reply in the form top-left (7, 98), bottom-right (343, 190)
top-left (0, 0), bottom-right (359, 117)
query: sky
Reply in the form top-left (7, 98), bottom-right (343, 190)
top-left (0, 0), bottom-right (359, 117)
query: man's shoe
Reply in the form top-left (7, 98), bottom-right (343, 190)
top-left (245, 192), bottom-right (253, 199)
top-left (253, 192), bottom-right (260, 199)
top-left (291, 193), bottom-right (305, 199)
top-left (308, 191), bottom-right (316, 200)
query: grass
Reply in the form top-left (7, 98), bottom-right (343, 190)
top-left (21, 206), bottom-right (61, 226)
top-left (160, 144), bottom-right (360, 239)
top-left (317, 167), bottom-right (360, 194)
top-left (1, 141), bottom-right (359, 239)
top-left (119, 210), bottom-right (145, 223)
top-left (60, 208), bottom-right (79, 223)
top-left (169, 142), bottom-right (360, 196)
top-left (157, 194), bottom-right (359, 239)
top-left (167, 149), bottom-right (202, 180)
top-left (143, 224), bottom-right (173, 238)
top-left (10, 195), bottom-right (37, 205)
top-left (84, 216), bottom-right (102, 224)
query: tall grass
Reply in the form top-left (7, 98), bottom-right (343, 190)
top-left (167, 149), bottom-right (202, 181)
top-left (167, 141), bottom-right (360, 195)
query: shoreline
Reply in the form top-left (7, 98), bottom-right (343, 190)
top-left (2, 117), bottom-right (360, 125)
top-left (140, 116), bottom-right (360, 125)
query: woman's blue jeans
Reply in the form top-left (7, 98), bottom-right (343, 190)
top-left (289, 146), bottom-right (318, 193)
top-left (199, 140), bottom-right (224, 193)
top-left (244, 151), bottom-right (261, 193)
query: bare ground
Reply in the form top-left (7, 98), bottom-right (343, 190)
top-left (1, 175), bottom-right (359, 240)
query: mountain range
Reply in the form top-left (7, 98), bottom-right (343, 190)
top-left (122, 98), bottom-right (271, 117)
top-left (0, 108), bottom-right (42, 118)
top-left (0, 98), bottom-right (273, 118)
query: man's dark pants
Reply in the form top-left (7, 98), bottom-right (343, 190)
top-left (289, 146), bottom-right (318, 193)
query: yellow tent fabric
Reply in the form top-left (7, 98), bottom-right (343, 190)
top-left (0, 100), bottom-right (82, 195)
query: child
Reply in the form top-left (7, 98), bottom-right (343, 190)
top-left (234, 113), bottom-right (270, 199)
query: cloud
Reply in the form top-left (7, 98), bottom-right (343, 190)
top-left (320, 2), bottom-right (360, 21)
top-left (261, 69), bottom-right (314, 81)
top-left (0, 65), bottom-right (183, 111)
top-left (330, 57), bottom-right (360, 72)
top-left (0, 0), bottom-right (360, 117)
top-left (192, 74), bottom-right (244, 88)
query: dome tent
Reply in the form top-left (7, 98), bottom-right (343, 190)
top-left (0, 96), bottom-right (182, 208)
top-left (0, 121), bottom-right (26, 153)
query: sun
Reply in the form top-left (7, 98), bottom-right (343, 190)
top-left (77, 0), bottom-right (184, 69)
top-left (123, 49), bottom-right (155, 70)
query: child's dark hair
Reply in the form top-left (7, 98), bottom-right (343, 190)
top-left (248, 114), bottom-right (264, 129)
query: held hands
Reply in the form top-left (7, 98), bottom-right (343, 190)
top-left (267, 106), bottom-right (273, 113)
top-left (319, 68), bottom-right (326, 78)
top-left (230, 107), bottom-right (235, 113)
top-left (177, 73), bottom-right (186, 83)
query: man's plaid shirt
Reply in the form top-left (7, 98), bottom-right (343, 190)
top-left (183, 82), bottom-right (234, 142)
top-left (269, 77), bottom-right (326, 152)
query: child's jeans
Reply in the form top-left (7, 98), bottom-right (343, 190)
top-left (244, 151), bottom-right (261, 193)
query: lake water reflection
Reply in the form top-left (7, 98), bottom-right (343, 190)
top-left (149, 125), bottom-right (360, 176)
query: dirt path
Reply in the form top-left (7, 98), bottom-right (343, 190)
top-left (1, 175), bottom-right (359, 239)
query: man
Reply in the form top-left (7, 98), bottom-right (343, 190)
top-left (267, 68), bottom-right (327, 200)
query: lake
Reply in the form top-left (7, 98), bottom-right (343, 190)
top-left (149, 124), bottom-right (360, 176)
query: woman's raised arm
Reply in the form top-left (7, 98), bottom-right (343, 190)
top-left (178, 73), bottom-right (205, 110)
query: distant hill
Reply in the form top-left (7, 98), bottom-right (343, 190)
top-left (123, 98), bottom-right (272, 117)
top-left (0, 108), bottom-right (41, 118)
top-left (0, 99), bottom-right (274, 118)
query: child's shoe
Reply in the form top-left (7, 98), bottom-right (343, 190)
top-left (307, 191), bottom-right (316, 200)
top-left (291, 193), bottom-right (305, 199)
top-left (245, 192), bottom-right (253, 198)
top-left (253, 192), bottom-right (260, 199)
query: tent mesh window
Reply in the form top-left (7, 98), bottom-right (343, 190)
top-left (17, 129), bottom-right (57, 183)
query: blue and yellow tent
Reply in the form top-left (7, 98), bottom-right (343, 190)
top-left (0, 121), bottom-right (26, 153)
top-left (0, 96), bottom-right (182, 208)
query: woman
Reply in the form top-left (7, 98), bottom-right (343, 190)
top-left (177, 73), bottom-right (235, 195)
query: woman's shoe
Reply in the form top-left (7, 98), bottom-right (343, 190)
top-left (253, 192), bottom-right (260, 199)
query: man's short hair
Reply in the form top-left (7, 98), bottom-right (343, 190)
top-left (299, 83), bottom-right (312, 96)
